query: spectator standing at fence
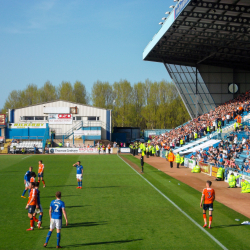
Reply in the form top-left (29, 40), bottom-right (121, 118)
top-left (168, 150), bottom-right (175, 168)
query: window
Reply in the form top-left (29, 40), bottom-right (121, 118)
top-left (97, 117), bottom-right (99, 121)
top-left (88, 116), bottom-right (97, 121)
top-left (24, 116), bottom-right (34, 120)
top-left (73, 116), bottom-right (82, 121)
top-left (35, 116), bottom-right (44, 120)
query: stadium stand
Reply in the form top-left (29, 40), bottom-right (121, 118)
top-left (10, 140), bottom-right (43, 154)
top-left (151, 90), bottom-right (250, 154)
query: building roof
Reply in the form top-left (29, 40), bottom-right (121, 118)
top-left (13, 100), bottom-right (111, 111)
top-left (143, 0), bottom-right (250, 70)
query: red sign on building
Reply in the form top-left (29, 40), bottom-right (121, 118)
top-left (0, 114), bottom-right (6, 126)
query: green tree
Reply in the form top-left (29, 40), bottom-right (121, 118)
top-left (58, 81), bottom-right (74, 102)
top-left (91, 81), bottom-right (113, 109)
top-left (73, 81), bottom-right (88, 104)
top-left (39, 81), bottom-right (57, 103)
top-left (113, 80), bottom-right (133, 127)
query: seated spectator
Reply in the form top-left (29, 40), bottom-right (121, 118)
top-left (243, 162), bottom-right (249, 172)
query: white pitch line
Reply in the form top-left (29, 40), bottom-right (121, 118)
top-left (21, 155), bottom-right (32, 160)
top-left (118, 154), bottom-right (228, 250)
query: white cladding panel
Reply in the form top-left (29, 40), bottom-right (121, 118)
top-left (44, 107), bottom-right (70, 114)
top-left (13, 101), bottom-right (109, 139)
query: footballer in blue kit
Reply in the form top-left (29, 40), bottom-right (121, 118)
top-left (21, 166), bottom-right (33, 198)
top-left (73, 161), bottom-right (83, 189)
top-left (44, 191), bottom-right (68, 248)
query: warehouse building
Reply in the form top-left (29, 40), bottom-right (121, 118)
top-left (6, 100), bottom-right (112, 141)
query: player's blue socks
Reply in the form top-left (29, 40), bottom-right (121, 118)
top-left (28, 189), bottom-right (31, 195)
top-left (38, 214), bottom-right (43, 222)
top-left (78, 181), bottom-right (80, 187)
top-left (57, 232), bottom-right (61, 246)
top-left (80, 181), bottom-right (82, 187)
top-left (22, 189), bottom-right (27, 196)
top-left (45, 231), bottom-right (52, 244)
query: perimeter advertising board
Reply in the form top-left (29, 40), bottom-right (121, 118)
top-left (188, 159), bottom-right (196, 169)
top-left (48, 114), bottom-right (72, 125)
top-left (199, 162), bottom-right (211, 175)
top-left (49, 148), bottom-right (113, 154)
top-left (211, 166), bottom-right (219, 177)
top-left (120, 148), bottom-right (130, 153)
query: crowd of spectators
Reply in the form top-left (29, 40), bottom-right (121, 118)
top-left (151, 90), bottom-right (250, 149)
top-left (190, 133), bottom-right (250, 174)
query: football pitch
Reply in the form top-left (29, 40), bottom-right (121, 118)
top-left (0, 154), bottom-right (250, 250)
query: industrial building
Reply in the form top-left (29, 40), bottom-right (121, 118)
top-left (3, 100), bottom-right (111, 143)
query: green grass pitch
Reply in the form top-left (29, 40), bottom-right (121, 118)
top-left (0, 154), bottom-right (250, 250)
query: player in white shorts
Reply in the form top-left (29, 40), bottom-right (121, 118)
top-left (44, 191), bottom-right (68, 248)
top-left (73, 161), bottom-right (83, 189)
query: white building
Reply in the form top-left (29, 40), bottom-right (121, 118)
top-left (7, 100), bottom-right (112, 141)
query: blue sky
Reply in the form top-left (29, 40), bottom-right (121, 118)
top-left (0, 0), bottom-right (174, 108)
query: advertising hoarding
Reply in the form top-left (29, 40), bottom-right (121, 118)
top-left (48, 114), bottom-right (72, 125)
top-left (211, 166), bottom-right (219, 177)
top-left (49, 147), bottom-right (113, 154)
top-left (0, 114), bottom-right (6, 126)
top-left (199, 162), bottom-right (211, 175)
top-left (9, 123), bottom-right (46, 129)
top-left (74, 130), bottom-right (101, 136)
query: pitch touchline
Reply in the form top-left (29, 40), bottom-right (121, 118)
top-left (118, 155), bottom-right (228, 250)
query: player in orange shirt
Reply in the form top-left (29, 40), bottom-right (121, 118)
top-left (38, 160), bottom-right (46, 188)
top-left (25, 182), bottom-right (38, 231)
top-left (200, 180), bottom-right (215, 229)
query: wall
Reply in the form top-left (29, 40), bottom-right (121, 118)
top-left (198, 65), bottom-right (250, 106)
top-left (6, 127), bottom-right (46, 139)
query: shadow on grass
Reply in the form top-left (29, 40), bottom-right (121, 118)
top-left (66, 221), bottom-right (108, 228)
top-left (213, 224), bottom-right (244, 228)
top-left (42, 195), bottom-right (79, 198)
top-left (88, 186), bottom-right (122, 189)
top-left (67, 205), bottom-right (91, 209)
top-left (49, 185), bottom-right (76, 187)
top-left (64, 239), bottom-right (143, 247)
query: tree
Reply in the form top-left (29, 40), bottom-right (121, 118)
top-left (39, 81), bottom-right (57, 103)
top-left (91, 81), bottom-right (113, 109)
top-left (73, 81), bottom-right (88, 104)
top-left (113, 80), bottom-right (133, 127)
top-left (58, 81), bottom-right (74, 102)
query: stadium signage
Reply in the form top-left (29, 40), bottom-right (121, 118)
top-left (0, 114), bottom-right (6, 126)
top-left (49, 147), bottom-right (113, 154)
top-left (48, 114), bottom-right (72, 125)
top-left (199, 162), bottom-right (210, 175)
top-left (74, 130), bottom-right (101, 136)
top-left (174, 0), bottom-right (190, 19)
top-left (211, 166), bottom-right (219, 177)
top-left (120, 148), bottom-right (130, 153)
top-left (188, 159), bottom-right (196, 169)
top-left (9, 123), bottom-right (46, 129)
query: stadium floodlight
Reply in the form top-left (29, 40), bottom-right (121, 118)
top-left (162, 17), bottom-right (167, 20)
top-left (174, 0), bottom-right (179, 2)
top-left (159, 22), bottom-right (164, 25)
top-left (165, 11), bottom-right (170, 14)
top-left (169, 5), bottom-right (175, 8)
